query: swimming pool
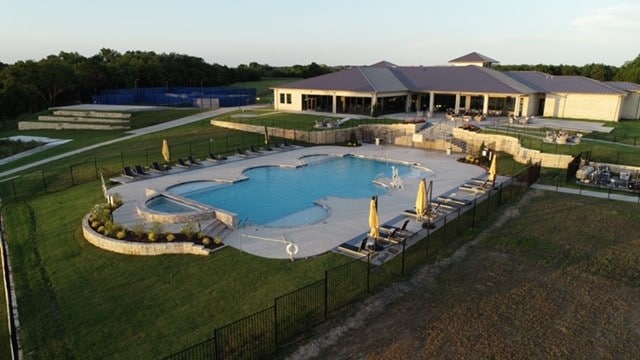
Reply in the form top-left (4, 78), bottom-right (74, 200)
top-left (153, 155), bottom-right (431, 227)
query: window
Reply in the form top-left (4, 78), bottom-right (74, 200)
top-left (286, 94), bottom-right (292, 104)
top-left (279, 93), bottom-right (285, 104)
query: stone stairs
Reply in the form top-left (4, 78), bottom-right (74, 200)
top-left (202, 219), bottom-right (233, 241)
top-left (19, 110), bottom-right (132, 131)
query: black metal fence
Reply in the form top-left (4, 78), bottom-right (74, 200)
top-left (163, 163), bottom-right (540, 359)
top-left (0, 132), bottom-right (297, 203)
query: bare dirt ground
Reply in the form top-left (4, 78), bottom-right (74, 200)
top-left (284, 191), bottom-right (640, 359)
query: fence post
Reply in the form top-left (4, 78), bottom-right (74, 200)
top-left (273, 301), bottom-right (279, 347)
top-left (70, 165), bottom-right (75, 186)
top-left (94, 159), bottom-right (98, 180)
top-left (41, 170), bottom-right (48, 194)
top-left (11, 179), bottom-right (18, 202)
top-left (471, 197), bottom-right (477, 228)
top-left (145, 148), bottom-right (149, 165)
top-left (442, 214), bottom-right (448, 245)
top-left (401, 237), bottom-right (406, 277)
top-left (486, 190), bottom-right (491, 217)
top-left (498, 183), bottom-right (503, 205)
top-left (121, 151), bottom-right (124, 168)
top-left (425, 226), bottom-right (430, 257)
top-left (323, 271), bottom-right (328, 319)
top-left (366, 253), bottom-right (371, 293)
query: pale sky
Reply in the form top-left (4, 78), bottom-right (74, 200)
top-left (1, 0), bottom-right (639, 67)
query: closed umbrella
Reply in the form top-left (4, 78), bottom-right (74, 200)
top-left (415, 178), bottom-right (427, 220)
top-left (162, 139), bottom-right (170, 163)
top-left (488, 153), bottom-right (498, 184)
top-left (368, 196), bottom-right (379, 239)
top-left (264, 125), bottom-right (270, 146)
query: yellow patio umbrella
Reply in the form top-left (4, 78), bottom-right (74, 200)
top-left (264, 125), bottom-right (270, 145)
top-left (415, 178), bottom-right (427, 220)
top-left (488, 153), bottom-right (498, 183)
top-left (162, 139), bottom-right (170, 163)
top-left (368, 196), bottom-right (379, 239)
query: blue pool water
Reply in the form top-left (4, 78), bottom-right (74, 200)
top-left (161, 155), bottom-right (430, 227)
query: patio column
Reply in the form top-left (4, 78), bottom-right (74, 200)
top-left (371, 93), bottom-right (378, 116)
top-left (332, 93), bottom-right (337, 114)
top-left (465, 95), bottom-right (471, 111)
top-left (406, 94), bottom-right (412, 112)
top-left (482, 94), bottom-right (489, 115)
top-left (454, 93), bottom-right (461, 114)
top-left (429, 92), bottom-right (435, 114)
top-left (416, 95), bottom-right (422, 113)
top-left (514, 96), bottom-right (521, 116)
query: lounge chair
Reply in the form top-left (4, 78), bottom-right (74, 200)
top-left (381, 219), bottom-right (410, 237)
top-left (273, 141), bottom-right (282, 149)
top-left (188, 155), bottom-right (202, 166)
top-left (249, 145), bottom-right (261, 153)
top-left (236, 148), bottom-right (248, 157)
top-left (135, 165), bottom-right (149, 176)
top-left (283, 139), bottom-right (292, 147)
top-left (208, 152), bottom-right (227, 161)
top-left (177, 158), bottom-right (191, 167)
top-left (152, 161), bottom-right (169, 172)
top-left (123, 166), bottom-right (137, 177)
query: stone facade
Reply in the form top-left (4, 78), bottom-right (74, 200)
top-left (452, 128), bottom-right (574, 168)
top-left (82, 214), bottom-right (215, 256)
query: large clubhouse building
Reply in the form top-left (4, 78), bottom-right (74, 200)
top-left (272, 52), bottom-right (640, 122)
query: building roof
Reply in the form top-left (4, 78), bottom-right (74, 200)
top-left (448, 52), bottom-right (499, 64)
top-left (605, 81), bottom-right (640, 92)
top-left (275, 57), bottom-right (636, 96)
top-left (505, 71), bottom-right (626, 94)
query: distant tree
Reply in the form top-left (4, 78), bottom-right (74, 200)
top-left (614, 54), bottom-right (640, 83)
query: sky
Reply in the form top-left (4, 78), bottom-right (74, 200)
top-left (1, 0), bottom-right (639, 67)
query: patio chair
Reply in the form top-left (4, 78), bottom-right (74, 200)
top-left (283, 139), bottom-right (292, 147)
top-left (249, 144), bottom-right (261, 153)
top-left (209, 152), bottom-right (227, 161)
top-left (188, 155), bottom-right (202, 166)
top-left (236, 148), bottom-right (248, 157)
top-left (152, 161), bottom-right (169, 172)
top-left (135, 165), bottom-right (149, 176)
top-left (123, 166), bottom-right (137, 177)
top-left (177, 158), bottom-right (191, 167)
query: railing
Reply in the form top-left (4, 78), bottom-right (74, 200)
top-left (163, 164), bottom-right (540, 359)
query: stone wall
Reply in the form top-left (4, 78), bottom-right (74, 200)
top-left (18, 121), bottom-right (130, 131)
top-left (38, 115), bottom-right (130, 124)
top-left (82, 214), bottom-right (213, 256)
top-left (452, 128), bottom-right (574, 168)
top-left (210, 120), bottom-right (419, 145)
top-left (53, 110), bottom-right (131, 118)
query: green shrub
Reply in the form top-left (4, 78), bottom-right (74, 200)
top-left (133, 221), bottom-right (146, 240)
top-left (150, 221), bottom-right (164, 235)
top-left (116, 230), bottom-right (127, 240)
top-left (214, 236), bottom-right (223, 246)
top-left (180, 220), bottom-right (196, 240)
top-left (166, 233), bottom-right (176, 242)
top-left (202, 237), bottom-right (211, 246)
top-left (97, 225), bottom-right (106, 234)
top-left (91, 220), bottom-right (101, 229)
top-left (148, 232), bottom-right (157, 242)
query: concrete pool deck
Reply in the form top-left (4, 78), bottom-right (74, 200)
top-left (108, 144), bottom-right (492, 260)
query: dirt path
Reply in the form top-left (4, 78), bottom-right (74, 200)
top-left (286, 191), bottom-right (542, 359)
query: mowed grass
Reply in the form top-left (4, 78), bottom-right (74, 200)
top-left (3, 182), bottom-right (351, 359)
top-left (417, 192), bottom-right (640, 357)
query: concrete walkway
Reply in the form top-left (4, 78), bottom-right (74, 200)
top-left (531, 184), bottom-right (640, 203)
top-left (0, 106), bottom-right (244, 179)
top-left (109, 144), bottom-right (494, 260)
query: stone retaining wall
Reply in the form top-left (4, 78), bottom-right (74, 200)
top-left (452, 128), bottom-right (574, 168)
top-left (38, 115), bottom-right (130, 124)
top-left (18, 121), bottom-right (130, 131)
top-left (53, 110), bottom-right (131, 118)
top-left (82, 214), bottom-right (213, 256)
top-left (211, 120), bottom-right (419, 145)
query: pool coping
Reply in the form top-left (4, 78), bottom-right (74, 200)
top-left (106, 144), bottom-right (489, 259)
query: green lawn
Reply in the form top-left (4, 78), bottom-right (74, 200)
top-left (2, 102), bottom-right (639, 358)
top-left (3, 182), bottom-right (351, 359)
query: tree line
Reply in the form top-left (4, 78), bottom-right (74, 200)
top-left (0, 48), bottom-right (334, 120)
top-left (1, 49), bottom-right (639, 122)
